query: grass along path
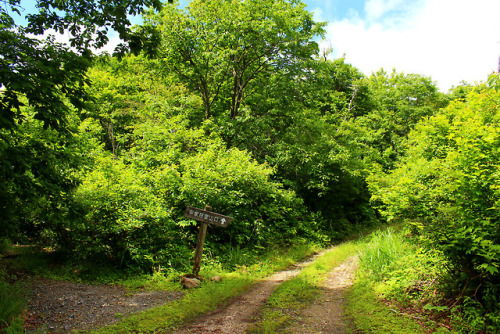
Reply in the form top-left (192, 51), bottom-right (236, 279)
top-left (94, 243), bottom-right (321, 333)
top-left (171, 251), bottom-right (327, 334)
top-left (248, 241), bottom-right (359, 333)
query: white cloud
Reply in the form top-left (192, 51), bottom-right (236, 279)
top-left (311, 7), bottom-right (325, 23)
top-left (324, 0), bottom-right (500, 91)
top-left (28, 29), bottom-right (123, 56)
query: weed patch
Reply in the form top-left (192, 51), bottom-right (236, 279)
top-left (345, 226), bottom-right (451, 333)
top-left (0, 269), bottom-right (26, 333)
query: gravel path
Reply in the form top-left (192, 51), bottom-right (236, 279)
top-left (25, 278), bottom-right (183, 333)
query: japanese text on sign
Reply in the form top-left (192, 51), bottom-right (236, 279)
top-left (185, 206), bottom-right (233, 228)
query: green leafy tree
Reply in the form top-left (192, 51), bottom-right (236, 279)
top-left (357, 69), bottom-right (447, 170)
top-left (146, 0), bottom-right (325, 119)
top-left (1, 0), bottom-right (164, 131)
top-left (1, 0), bottom-right (163, 241)
top-left (0, 107), bottom-right (82, 244)
top-left (227, 58), bottom-right (378, 239)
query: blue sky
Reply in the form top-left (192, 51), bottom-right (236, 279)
top-left (12, 0), bottom-right (500, 91)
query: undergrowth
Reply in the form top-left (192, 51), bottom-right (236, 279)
top-left (0, 268), bottom-right (26, 334)
top-left (345, 226), bottom-right (450, 333)
top-left (346, 226), bottom-right (499, 333)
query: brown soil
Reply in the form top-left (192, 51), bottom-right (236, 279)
top-left (24, 277), bottom-right (183, 333)
top-left (171, 252), bottom-right (327, 334)
top-left (287, 255), bottom-right (359, 333)
top-left (19, 251), bottom-right (358, 333)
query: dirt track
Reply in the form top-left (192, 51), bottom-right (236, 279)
top-left (172, 253), bottom-right (358, 334)
top-left (23, 251), bottom-right (358, 333)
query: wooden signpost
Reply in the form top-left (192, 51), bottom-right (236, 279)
top-left (185, 206), bottom-right (233, 276)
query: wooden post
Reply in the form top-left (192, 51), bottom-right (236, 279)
top-left (192, 206), bottom-right (211, 276)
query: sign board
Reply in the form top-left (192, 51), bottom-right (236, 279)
top-left (185, 206), bottom-right (233, 228)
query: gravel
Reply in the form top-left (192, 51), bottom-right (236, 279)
top-left (24, 277), bottom-right (183, 333)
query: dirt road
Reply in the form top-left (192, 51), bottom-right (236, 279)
top-left (23, 251), bottom-right (358, 333)
top-left (172, 254), bottom-right (358, 334)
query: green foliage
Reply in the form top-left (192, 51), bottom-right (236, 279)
top-left (369, 82), bottom-right (500, 331)
top-left (357, 228), bottom-right (414, 282)
top-left (357, 69), bottom-right (446, 170)
top-left (0, 107), bottom-right (82, 243)
top-left (25, 0), bottom-right (164, 51)
top-left (1, 0), bottom-right (164, 245)
top-left (147, 0), bottom-right (325, 119)
top-left (230, 59), bottom-right (380, 240)
top-left (0, 269), bottom-right (25, 332)
top-left (69, 155), bottom-right (191, 270)
top-left (1, 0), bottom-right (164, 131)
top-left (451, 296), bottom-right (500, 333)
top-left (85, 55), bottom-right (205, 158)
top-left (66, 58), bottom-right (314, 269)
top-left (178, 143), bottom-right (308, 247)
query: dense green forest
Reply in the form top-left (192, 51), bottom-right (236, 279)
top-left (1, 0), bottom-right (498, 332)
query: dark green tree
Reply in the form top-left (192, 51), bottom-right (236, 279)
top-left (228, 58), bottom-right (378, 239)
top-left (1, 0), bottom-right (164, 131)
top-left (356, 69), bottom-right (447, 170)
top-left (0, 0), bottom-right (163, 241)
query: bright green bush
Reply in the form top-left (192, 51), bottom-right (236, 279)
top-left (68, 126), bottom-right (314, 270)
top-left (369, 80), bottom-right (500, 330)
top-left (70, 155), bottom-right (191, 270)
top-left (178, 143), bottom-right (311, 248)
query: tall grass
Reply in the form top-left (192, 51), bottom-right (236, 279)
top-left (357, 227), bottom-right (413, 282)
top-left (345, 226), bottom-right (451, 333)
top-left (357, 227), bottom-right (447, 302)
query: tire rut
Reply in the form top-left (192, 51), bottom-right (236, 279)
top-left (171, 251), bottom-right (327, 334)
top-left (287, 255), bottom-right (359, 334)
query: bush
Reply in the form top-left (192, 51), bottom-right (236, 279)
top-left (178, 143), bottom-right (311, 248)
top-left (67, 135), bottom-right (316, 271)
top-left (368, 81), bottom-right (500, 330)
top-left (69, 155), bottom-right (190, 271)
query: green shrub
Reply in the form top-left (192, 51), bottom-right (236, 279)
top-left (368, 81), bottom-right (500, 331)
top-left (68, 135), bottom-right (314, 271)
top-left (178, 143), bottom-right (310, 248)
top-left (69, 155), bottom-right (191, 271)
